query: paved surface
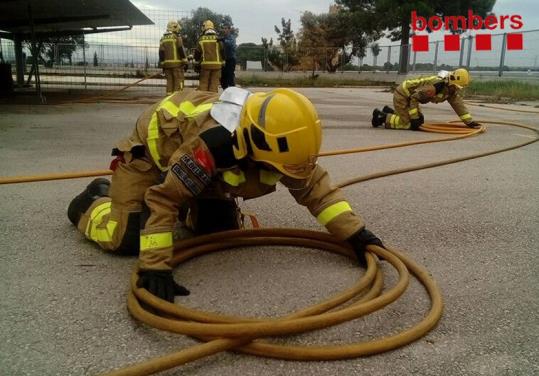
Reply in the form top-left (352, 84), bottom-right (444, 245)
top-left (0, 88), bottom-right (538, 376)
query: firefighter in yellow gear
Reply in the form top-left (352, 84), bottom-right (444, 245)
top-left (159, 20), bottom-right (187, 94)
top-left (372, 68), bottom-right (481, 130)
top-left (194, 20), bottom-right (224, 93)
top-left (67, 88), bottom-right (383, 302)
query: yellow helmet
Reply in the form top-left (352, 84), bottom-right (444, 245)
top-left (448, 68), bottom-right (470, 89)
top-left (166, 20), bottom-right (181, 33)
top-left (233, 88), bottom-right (322, 179)
top-left (202, 20), bottom-right (215, 31)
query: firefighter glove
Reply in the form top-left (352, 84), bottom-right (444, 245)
top-left (137, 270), bottom-right (190, 302)
top-left (467, 121), bottom-right (481, 128)
top-left (347, 228), bottom-right (384, 267)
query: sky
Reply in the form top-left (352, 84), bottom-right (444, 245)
top-left (131, 0), bottom-right (539, 45)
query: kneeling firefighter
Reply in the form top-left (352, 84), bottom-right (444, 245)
top-left (68, 88), bottom-right (383, 302)
top-left (372, 68), bottom-right (481, 130)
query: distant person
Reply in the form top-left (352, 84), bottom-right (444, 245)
top-left (372, 68), bottom-right (480, 130)
top-left (220, 24), bottom-right (237, 89)
top-left (194, 20), bottom-right (224, 93)
top-left (159, 20), bottom-right (187, 95)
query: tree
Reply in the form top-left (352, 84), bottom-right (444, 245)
top-left (273, 18), bottom-right (299, 71)
top-left (298, 8), bottom-right (380, 72)
top-left (179, 7), bottom-right (237, 51)
top-left (337, 0), bottom-right (496, 74)
top-left (236, 43), bottom-right (265, 70)
top-left (93, 51), bottom-right (98, 67)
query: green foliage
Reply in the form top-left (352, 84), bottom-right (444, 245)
top-left (179, 7), bottom-right (236, 50)
top-left (236, 43), bottom-right (265, 70)
top-left (466, 80), bottom-right (539, 101)
top-left (297, 9), bottom-right (380, 72)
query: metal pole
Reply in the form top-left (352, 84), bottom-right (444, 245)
top-left (28, 3), bottom-right (44, 102)
top-left (412, 50), bottom-right (417, 72)
top-left (386, 45), bottom-right (391, 73)
top-left (466, 35), bottom-right (473, 69)
top-left (14, 34), bottom-right (24, 86)
top-left (458, 37), bottom-right (466, 67)
top-left (433, 40), bottom-right (439, 73)
top-left (406, 44), bottom-right (411, 73)
top-left (82, 32), bottom-right (87, 89)
top-left (498, 33), bottom-right (507, 77)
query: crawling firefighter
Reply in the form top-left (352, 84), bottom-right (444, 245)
top-left (67, 88), bottom-right (383, 302)
top-left (159, 20), bottom-right (187, 95)
top-left (372, 68), bottom-right (481, 130)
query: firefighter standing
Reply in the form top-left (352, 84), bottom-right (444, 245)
top-left (159, 20), bottom-right (187, 95)
top-left (67, 87), bottom-right (383, 302)
top-left (195, 20), bottom-right (224, 92)
top-left (372, 68), bottom-right (480, 130)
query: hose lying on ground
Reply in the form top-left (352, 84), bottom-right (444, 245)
top-left (101, 229), bottom-right (442, 376)
top-left (0, 121), bottom-right (484, 185)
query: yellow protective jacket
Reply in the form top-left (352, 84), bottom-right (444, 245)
top-left (396, 75), bottom-right (473, 124)
top-left (116, 90), bottom-right (364, 270)
top-left (194, 30), bottom-right (224, 70)
top-left (159, 32), bottom-right (187, 68)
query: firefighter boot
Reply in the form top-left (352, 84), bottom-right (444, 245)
top-left (67, 178), bottom-right (110, 225)
top-left (382, 105), bottom-right (395, 114)
top-left (371, 109), bottom-right (386, 128)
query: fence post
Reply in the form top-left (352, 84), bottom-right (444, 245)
top-left (433, 40), bottom-right (439, 73)
top-left (386, 45), bottom-right (391, 73)
top-left (82, 32), bottom-right (87, 89)
top-left (406, 44), bottom-right (411, 73)
top-left (458, 36), bottom-right (466, 67)
top-left (498, 33), bottom-right (507, 77)
top-left (466, 35), bottom-right (473, 69)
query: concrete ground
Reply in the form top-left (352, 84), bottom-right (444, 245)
top-left (0, 87), bottom-right (537, 376)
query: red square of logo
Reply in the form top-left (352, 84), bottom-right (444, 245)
top-left (476, 34), bottom-right (492, 51)
top-left (444, 34), bottom-right (460, 51)
top-left (507, 33), bottom-right (523, 50)
top-left (412, 35), bottom-right (429, 52)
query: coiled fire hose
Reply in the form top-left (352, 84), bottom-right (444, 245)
top-left (1, 120), bottom-right (538, 375)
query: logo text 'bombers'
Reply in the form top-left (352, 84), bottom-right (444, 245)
top-left (411, 10), bottom-right (524, 52)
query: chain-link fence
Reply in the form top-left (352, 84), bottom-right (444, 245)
top-left (1, 6), bottom-right (538, 93)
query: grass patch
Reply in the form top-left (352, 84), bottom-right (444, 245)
top-left (236, 74), bottom-right (390, 88)
top-left (466, 80), bottom-right (539, 102)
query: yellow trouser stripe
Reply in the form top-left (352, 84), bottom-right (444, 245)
top-left (317, 201), bottom-right (352, 226)
top-left (259, 170), bottom-right (282, 186)
top-left (222, 170), bottom-right (246, 186)
top-left (460, 113), bottom-right (472, 121)
top-left (85, 201), bottom-right (117, 243)
top-left (140, 232), bottom-right (173, 251)
top-left (409, 108), bottom-right (419, 116)
top-left (147, 96), bottom-right (213, 171)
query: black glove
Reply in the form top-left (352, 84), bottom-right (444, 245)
top-left (137, 270), bottom-right (190, 302)
top-left (347, 228), bottom-right (384, 267)
top-left (467, 121), bottom-right (481, 128)
top-left (410, 115), bottom-right (424, 131)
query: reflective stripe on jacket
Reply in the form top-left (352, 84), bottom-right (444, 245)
top-left (159, 33), bottom-right (187, 68)
top-left (195, 32), bottom-right (224, 69)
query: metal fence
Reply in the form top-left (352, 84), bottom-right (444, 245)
top-left (1, 7), bottom-right (538, 93)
